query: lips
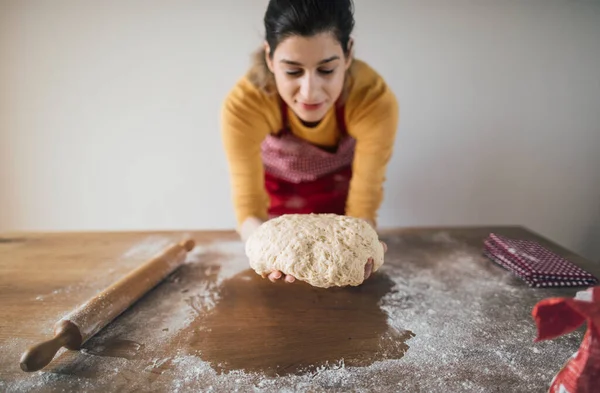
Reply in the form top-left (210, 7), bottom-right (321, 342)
top-left (301, 102), bottom-right (323, 111)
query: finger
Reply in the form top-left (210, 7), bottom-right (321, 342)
top-left (364, 258), bottom-right (374, 280)
top-left (285, 274), bottom-right (296, 283)
top-left (381, 241), bottom-right (388, 253)
top-left (268, 271), bottom-right (282, 282)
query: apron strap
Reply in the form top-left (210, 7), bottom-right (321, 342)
top-left (279, 98), bottom-right (290, 135)
top-left (335, 103), bottom-right (348, 136)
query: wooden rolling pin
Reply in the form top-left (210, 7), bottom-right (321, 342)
top-left (20, 238), bottom-right (196, 372)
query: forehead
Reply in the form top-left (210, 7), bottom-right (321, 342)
top-left (273, 32), bottom-right (344, 63)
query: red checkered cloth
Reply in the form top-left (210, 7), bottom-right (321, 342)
top-left (532, 287), bottom-right (600, 393)
top-left (261, 133), bottom-right (355, 183)
top-left (260, 102), bottom-right (356, 184)
top-left (483, 233), bottom-right (599, 288)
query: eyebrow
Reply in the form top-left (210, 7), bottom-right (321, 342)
top-left (280, 55), bottom-right (340, 66)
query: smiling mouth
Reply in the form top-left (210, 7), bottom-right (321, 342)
top-left (300, 102), bottom-right (323, 111)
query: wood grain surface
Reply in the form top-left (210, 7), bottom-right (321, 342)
top-left (0, 226), bottom-right (598, 392)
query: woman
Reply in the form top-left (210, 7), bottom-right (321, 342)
top-left (221, 0), bottom-right (399, 283)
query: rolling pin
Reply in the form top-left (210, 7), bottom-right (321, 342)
top-left (20, 238), bottom-right (196, 372)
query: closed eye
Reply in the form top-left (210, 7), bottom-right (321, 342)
top-left (286, 69), bottom-right (335, 76)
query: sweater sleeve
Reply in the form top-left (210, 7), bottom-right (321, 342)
top-left (345, 73), bottom-right (399, 225)
top-left (220, 79), bottom-right (275, 226)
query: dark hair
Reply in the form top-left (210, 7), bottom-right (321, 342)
top-left (264, 0), bottom-right (355, 57)
top-left (248, 0), bottom-right (355, 94)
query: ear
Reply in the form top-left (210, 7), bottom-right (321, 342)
top-left (344, 37), bottom-right (354, 70)
top-left (264, 41), bottom-right (274, 73)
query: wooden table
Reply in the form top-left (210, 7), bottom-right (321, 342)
top-left (0, 226), bottom-right (598, 392)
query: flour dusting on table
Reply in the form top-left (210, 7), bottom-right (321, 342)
top-left (1, 231), bottom-right (586, 392)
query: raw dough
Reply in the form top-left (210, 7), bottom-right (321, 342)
top-left (245, 214), bottom-right (384, 288)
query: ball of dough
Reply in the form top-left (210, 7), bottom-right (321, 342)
top-left (245, 214), bottom-right (384, 288)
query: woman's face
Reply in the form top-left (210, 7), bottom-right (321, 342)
top-left (266, 32), bottom-right (352, 124)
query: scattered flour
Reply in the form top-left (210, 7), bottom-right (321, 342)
top-left (429, 231), bottom-right (458, 244)
top-left (187, 240), bottom-right (250, 287)
top-left (2, 231), bottom-right (585, 392)
top-left (79, 239), bottom-right (251, 346)
top-left (121, 236), bottom-right (175, 259)
top-left (31, 235), bottom-right (177, 303)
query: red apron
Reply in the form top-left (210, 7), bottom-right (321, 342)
top-left (261, 100), bottom-right (356, 218)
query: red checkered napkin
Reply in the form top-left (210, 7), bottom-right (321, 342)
top-left (483, 233), bottom-right (599, 288)
top-left (484, 240), bottom-right (533, 279)
top-left (484, 239), bottom-right (573, 286)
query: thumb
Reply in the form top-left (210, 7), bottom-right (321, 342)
top-left (381, 241), bottom-right (388, 253)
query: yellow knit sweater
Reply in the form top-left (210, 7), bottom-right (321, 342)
top-left (221, 59), bottom-right (399, 226)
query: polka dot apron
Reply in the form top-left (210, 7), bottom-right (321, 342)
top-left (261, 100), bottom-right (356, 218)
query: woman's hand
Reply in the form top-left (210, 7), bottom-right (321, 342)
top-left (364, 240), bottom-right (387, 280)
top-left (363, 217), bottom-right (387, 280)
top-left (268, 270), bottom-right (296, 283)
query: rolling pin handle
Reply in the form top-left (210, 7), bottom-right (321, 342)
top-left (181, 239), bottom-right (195, 252)
top-left (19, 320), bottom-right (82, 372)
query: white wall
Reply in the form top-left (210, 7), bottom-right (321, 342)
top-left (1, 0), bottom-right (599, 260)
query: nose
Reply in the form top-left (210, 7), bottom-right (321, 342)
top-left (299, 72), bottom-right (320, 102)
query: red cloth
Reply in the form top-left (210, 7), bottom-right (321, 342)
top-left (261, 100), bottom-right (355, 217)
top-left (532, 286), bottom-right (600, 393)
top-left (483, 234), bottom-right (598, 288)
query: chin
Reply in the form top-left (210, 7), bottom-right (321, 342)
top-left (295, 106), bottom-right (329, 124)
top-left (299, 112), bottom-right (325, 123)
